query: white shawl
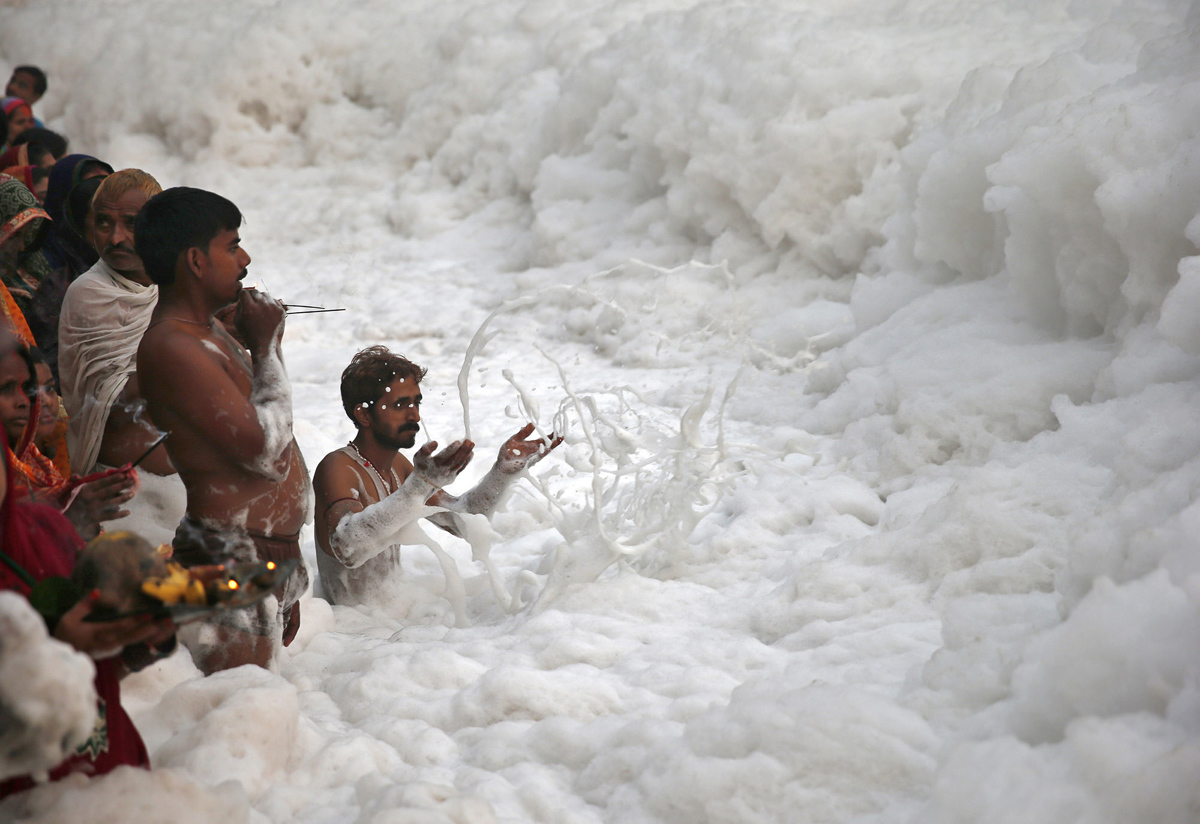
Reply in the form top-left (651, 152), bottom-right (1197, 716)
top-left (59, 259), bottom-right (158, 474)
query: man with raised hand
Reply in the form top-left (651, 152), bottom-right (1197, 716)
top-left (313, 345), bottom-right (561, 607)
top-left (135, 187), bottom-right (310, 673)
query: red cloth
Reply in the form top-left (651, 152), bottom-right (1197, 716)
top-left (2, 164), bottom-right (36, 194)
top-left (0, 434), bottom-right (150, 799)
top-left (0, 145), bottom-right (27, 169)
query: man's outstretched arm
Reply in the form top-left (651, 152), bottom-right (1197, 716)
top-left (320, 440), bottom-right (474, 568)
top-left (431, 424), bottom-right (562, 532)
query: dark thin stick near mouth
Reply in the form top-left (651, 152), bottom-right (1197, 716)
top-left (130, 432), bottom-right (170, 468)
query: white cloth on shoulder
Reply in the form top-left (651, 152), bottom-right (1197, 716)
top-left (58, 259), bottom-right (158, 474)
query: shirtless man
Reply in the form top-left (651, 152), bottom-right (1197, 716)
top-left (313, 346), bottom-right (561, 606)
top-left (135, 187), bottom-right (310, 673)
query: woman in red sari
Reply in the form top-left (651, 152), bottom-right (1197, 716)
top-left (0, 424), bottom-right (174, 799)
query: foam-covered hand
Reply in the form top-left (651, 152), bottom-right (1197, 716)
top-left (496, 423), bottom-right (563, 475)
top-left (412, 439), bottom-right (475, 487)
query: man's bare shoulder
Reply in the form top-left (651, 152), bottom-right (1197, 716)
top-left (138, 323), bottom-right (235, 376)
top-left (314, 448), bottom-right (366, 497)
top-left (314, 447), bottom-right (354, 481)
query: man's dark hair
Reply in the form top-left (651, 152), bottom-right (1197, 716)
top-left (340, 346), bottom-right (427, 424)
top-left (27, 346), bottom-right (48, 370)
top-left (12, 66), bottom-right (48, 96)
top-left (135, 187), bottom-right (242, 286)
top-left (12, 128), bottom-right (67, 159)
top-left (17, 141), bottom-right (51, 168)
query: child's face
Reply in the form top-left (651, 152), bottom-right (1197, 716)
top-left (5, 70), bottom-right (41, 105)
top-left (33, 361), bottom-right (60, 444)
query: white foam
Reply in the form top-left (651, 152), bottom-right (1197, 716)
top-left (2, 0), bottom-right (1198, 820)
top-left (0, 593), bottom-right (96, 782)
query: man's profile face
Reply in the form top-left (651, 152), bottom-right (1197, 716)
top-left (0, 352), bottom-right (32, 446)
top-left (365, 376), bottom-right (422, 451)
top-left (198, 228), bottom-right (251, 306)
top-left (93, 189), bottom-right (150, 279)
top-left (5, 71), bottom-right (41, 105)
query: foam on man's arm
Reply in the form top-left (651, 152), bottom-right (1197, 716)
top-left (427, 464), bottom-right (514, 537)
top-left (328, 473), bottom-right (437, 568)
top-left (445, 464), bottom-right (514, 518)
top-left (247, 338), bottom-right (294, 478)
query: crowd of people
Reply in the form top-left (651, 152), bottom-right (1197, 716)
top-left (0, 64), bottom-right (561, 803)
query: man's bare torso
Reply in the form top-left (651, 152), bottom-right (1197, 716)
top-left (313, 448), bottom-right (414, 556)
top-left (138, 320), bottom-right (309, 535)
top-left (313, 447), bottom-right (421, 604)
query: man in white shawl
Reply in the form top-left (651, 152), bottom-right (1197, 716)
top-left (59, 169), bottom-right (174, 476)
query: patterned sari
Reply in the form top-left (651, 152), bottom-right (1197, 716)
top-left (0, 175), bottom-right (51, 316)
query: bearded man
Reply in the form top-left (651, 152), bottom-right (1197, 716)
top-left (313, 346), bottom-right (561, 607)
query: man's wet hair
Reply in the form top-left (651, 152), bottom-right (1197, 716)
top-left (11, 66), bottom-right (48, 97)
top-left (135, 187), bottom-right (242, 286)
top-left (341, 346), bottom-right (427, 425)
top-left (12, 127), bottom-right (67, 159)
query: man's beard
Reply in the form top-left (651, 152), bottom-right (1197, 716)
top-left (374, 424), bottom-right (419, 451)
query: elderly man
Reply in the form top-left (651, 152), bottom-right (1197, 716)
top-left (136, 187), bottom-right (311, 673)
top-left (58, 169), bottom-right (173, 476)
top-left (313, 346), bottom-right (561, 607)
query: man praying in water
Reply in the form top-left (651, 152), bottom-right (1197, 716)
top-left (313, 346), bottom-right (561, 606)
top-left (135, 187), bottom-right (311, 673)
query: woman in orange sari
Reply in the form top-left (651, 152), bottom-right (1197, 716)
top-left (1, 172), bottom-right (65, 464)
top-left (0, 336), bottom-right (138, 539)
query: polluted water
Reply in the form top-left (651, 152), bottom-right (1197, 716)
top-left (2, 0), bottom-right (1200, 822)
